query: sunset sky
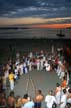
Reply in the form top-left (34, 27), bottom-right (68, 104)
top-left (0, 0), bottom-right (71, 28)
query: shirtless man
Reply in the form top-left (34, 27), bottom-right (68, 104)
top-left (7, 91), bottom-right (15, 108)
top-left (21, 94), bottom-right (29, 106)
top-left (34, 90), bottom-right (44, 108)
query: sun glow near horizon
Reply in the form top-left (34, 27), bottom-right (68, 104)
top-left (0, 17), bottom-right (71, 28)
top-left (32, 23), bottom-right (71, 29)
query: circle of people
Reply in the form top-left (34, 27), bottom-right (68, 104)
top-left (0, 50), bottom-right (71, 108)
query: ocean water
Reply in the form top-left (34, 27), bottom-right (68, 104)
top-left (0, 28), bottom-right (71, 39)
top-left (0, 28), bottom-right (71, 55)
top-left (0, 28), bottom-right (71, 65)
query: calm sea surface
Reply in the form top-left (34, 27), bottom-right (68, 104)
top-left (0, 28), bottom-right (71, 39)
top-left (0, 28), bottom-right (71, 64)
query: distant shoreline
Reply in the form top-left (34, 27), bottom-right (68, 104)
top-left (0, 27), bottom-right (30, 30)
top-left (0, 26), bottom-right (71, 30)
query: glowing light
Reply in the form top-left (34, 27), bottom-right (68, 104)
top-left (0, 17), bottom-right (71, 28)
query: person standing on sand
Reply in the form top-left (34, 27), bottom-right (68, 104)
top-left (9, 70), bottom-right (15, 91)
top-left (55, 83), bottom-right (62, 107)
top-left (45, 90), bottom-right (57, 108)
top-left (7, 91), bottom-right (15, 108)
top-left (34, 90), bottom-right (44, 108)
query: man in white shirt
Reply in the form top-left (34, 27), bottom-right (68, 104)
top-left (55, 83), bottom-right (62, 105)
top-left (59, 89), bottom-right (67, 108)
top-left (44, 60), bottom-right (51, 72)
top-left (45, 90), bottom-right (57, 108)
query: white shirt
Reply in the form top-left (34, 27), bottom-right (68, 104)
top-left (23, 101), bottom-right (34, 108)
top-left (55, 87), bottom-right (62, 104)
top-left (5, 70), bottom-right (9, 78)
top-left (45, 95), bottom-right (57, 108)
top-left (60, 94), bottom-right (67, 108)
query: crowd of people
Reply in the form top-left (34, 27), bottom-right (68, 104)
top-left (0, 47), bottom-right (71, 108)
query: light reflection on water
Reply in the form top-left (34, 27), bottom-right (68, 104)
top-left (0, 28), bottom-right (71, 39)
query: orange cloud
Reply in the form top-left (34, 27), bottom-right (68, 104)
top-left (32, 23), bottom-right (71, 29)
top-left (0, 17), bottom-right (71, 28)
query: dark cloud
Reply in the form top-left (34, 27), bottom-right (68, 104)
top-left (0, 0), bottom-right (37, 15)
top-left (0, 0), bottom-right (71, 19)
